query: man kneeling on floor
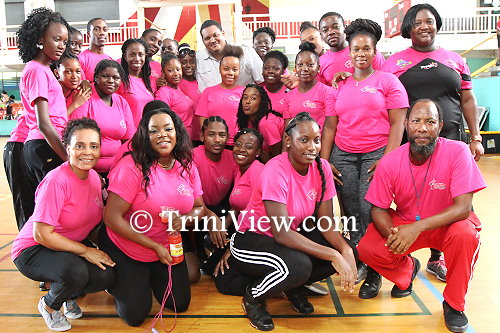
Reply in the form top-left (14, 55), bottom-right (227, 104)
top-left (357, 99), bottom-right (485, 332)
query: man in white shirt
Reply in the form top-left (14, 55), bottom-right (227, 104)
top-left (196, 20), bottom-right (264, 92)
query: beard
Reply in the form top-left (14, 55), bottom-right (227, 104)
top-left (409, 135), bottom-right (437, 157)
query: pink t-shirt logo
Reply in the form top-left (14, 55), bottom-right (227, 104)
top-left (228, 95), bottom-right (240, 102)
top-left (429, 179), bottom-right (447, 190)
top-left (231, 188), bottom-right (241, 196)
top-left (303, 100), bottom-right (317, 109)
top-left (420, 62), bottom-right (438, 70)
top-left (120, 120), bottom-right (126, 129)
top-left (345, 59), bottom-right (353, 68)
top-left (396, 59), bottom-right (412, 69)
top-left (279, 98), bottom-right (284, 105)
top-left (361, 86), bottom-right (378, 94)
top-left (217, 176), bottom-right (230, 185)
top-left (177, 184), bottom-right (192, 196)
top-left (307, 188), bottom-right (318, 201)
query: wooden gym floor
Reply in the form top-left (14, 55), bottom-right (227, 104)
top-left (0, 137), bottom-right (498, 333)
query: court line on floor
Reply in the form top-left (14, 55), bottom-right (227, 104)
top-left (417, 272), bottom-right (477, 333)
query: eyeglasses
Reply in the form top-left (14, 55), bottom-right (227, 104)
top-left (178, 48), bottom-right (196, 57)
top-left (98, 74), bottom-right (121, 81)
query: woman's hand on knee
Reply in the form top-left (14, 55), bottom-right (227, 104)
top-left (214, 249), bottom-right (231, 277)
top-left (81, 247), bottom-right (116, 270)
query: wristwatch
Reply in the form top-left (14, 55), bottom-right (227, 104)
top-left (469, 135), bottom-right (482, 143)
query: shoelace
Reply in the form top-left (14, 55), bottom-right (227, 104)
top-left (145, 264), bottom-right (177, 333)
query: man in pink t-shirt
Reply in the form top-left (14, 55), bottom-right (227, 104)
top-left (357, 100), bottom-right (485, 333)
top-left (79, 18), bottom-right (112, 81)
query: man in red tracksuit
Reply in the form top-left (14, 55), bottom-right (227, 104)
top-left (357, 99), bottom-right (486, 333)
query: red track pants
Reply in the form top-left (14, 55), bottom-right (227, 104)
top-left (358, 210), bottom-right (481, 311)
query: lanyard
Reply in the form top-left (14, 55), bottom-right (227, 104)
top-left (408, 152), bottom-right (433, 221)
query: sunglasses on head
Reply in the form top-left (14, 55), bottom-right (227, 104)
top-left (179, 48), bottom-right (196, 57)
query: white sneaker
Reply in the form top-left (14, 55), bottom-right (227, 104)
top-left (63, 299), bottom-right (83, 319)
top-left (38, 297), bottom-right (72, 331)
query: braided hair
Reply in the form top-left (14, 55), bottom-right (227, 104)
top-left (345, 18), bottom-right (382, 47)
top-left (234, 128), bottom-right (264, 150)
top-left (284, 112), bottom-right (326, 217)
top-left (121, 38), bottom-right (152, 93)
top-left (201, 116), bottom-right (229, 134)
top-left (295, 41), bottom-right (320, 64)
top-left (236, 84), bottom-right (283, 131)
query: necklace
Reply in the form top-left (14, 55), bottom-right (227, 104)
top-left (408, 152), bottom-right (433, 221)
top-left (158, 158), bottom-right (175, 170)
top-left (354, 70), bottom-right (375, 86)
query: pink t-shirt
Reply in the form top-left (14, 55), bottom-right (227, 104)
top-left (117, 76), bottom-right (156, 127)
top-left (78, 49), bottom-right (112, 82)
top-left (109, 138), bottom-right (132, 171)
top-left (150, 60), bottom-right (162, 78)
top-left (179, 79), bottom-right (202, 140)
top-left (236, 152), bottom-right (336, 237)
top-left (229, 160), bottom-right (265, 212)
top-left (332, 70), bottom-right (409, 153)
top-left (71, 85), bottom-right (135, 173)
top-left (318, 47), bottom-right (386, 86)
top-left (283, 82), bottom-right (335, 129)
top-left (107, 155), bottom-right (203, 262)
top-left (11, 162), bottom-right (103, 260)
top-left (195, 84), bottom-right (244, 145)
top-left (366, 138), bottom-right (486, 222)
top-left (20, 61), bottom-right (68, 141)
top-left (255, 113), bottom-right (285, 151)
top-left (264, 85), bottom-right (287, 115)
top-left (192, 146), bottom-right (238, 206)
top-left (155, 85), bottom-right (194, 137)
top-left (8, 114), bottom-right (29, 143)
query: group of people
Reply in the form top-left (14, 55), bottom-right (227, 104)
top-left (3, 3), bottom-right (486, 333)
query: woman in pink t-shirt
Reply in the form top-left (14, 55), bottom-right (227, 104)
top-left (283, 42), bottom-right (335, 131)
top-left (18, 8), bottom-right (70, 196)
top-left (156, 52), bottom-right (195, 137)
top-left (12, 118), bottom-right (115, 332)
top-left (117, 38), bottom-right (156, 126)
top-left (195, 45), bottom-right (245, 145)
top-left (102, 108), bottom-right (208, 326)
top-left (68, 26), bottom-right (83, 57)
top-left (177, 43), bottom-right (202, 143)
top-left (72, 59), bottom-right (135, 176)
top-left (320, 19), bottom-right (408, 297)
top-left (209, 129), bottom-right (265, 296)
top-left (262, 50), bottom-right (288, 114)
top-left (230, 112), bottom-right (357, 331)
top-left (322, 19), bottom-right (407, 243)
top-left (236, 84), bottom-right (284, 162)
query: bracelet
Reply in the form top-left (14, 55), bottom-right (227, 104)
top-left (469, 135), bottom-right (482, 143)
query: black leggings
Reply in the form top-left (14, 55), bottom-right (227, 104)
top-left (14, 244), bottom-right (114, 310)
top-left (3, 141), bottom-right (35, 230)
top-left (99, 227), bottom-right (191, 327)
top-left (23, 139), bottom-right (63, 195)
top-left (230, 227), bottom-right (358, 300)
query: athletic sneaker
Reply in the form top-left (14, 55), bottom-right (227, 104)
top-left (443, 300), bottom-right (468, 332)
top-left (304, 282), bottom-right (329, 296)
top-left (426, 256), bottom-right (447, 282)
top-left (63, 299), bottom-right (83, 319)
top-left (38, 297), bottom-right (72, 332)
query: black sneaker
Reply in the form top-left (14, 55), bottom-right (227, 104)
top-left (356, 262), bottom-right (368, 285)
top-left (283, 287), bottom-right (314, 314)
top-left (242, 287), bottom-right (274, 331)
top-left (391, 256), bottom-right (421, 298)
top-left (443, 301), bottom-right (468, 332)
top-left (358, 267), bottom-right (382, 299)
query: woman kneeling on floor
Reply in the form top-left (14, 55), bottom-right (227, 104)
top-left (230, 112), bottom-right (358, 331)
top-left (11, 118), bottom-right (115, 332)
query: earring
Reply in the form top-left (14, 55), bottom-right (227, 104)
top-left (36, 44), bottom-right (43, 50)
top-left (286, 144), bottom-right (290, 148)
